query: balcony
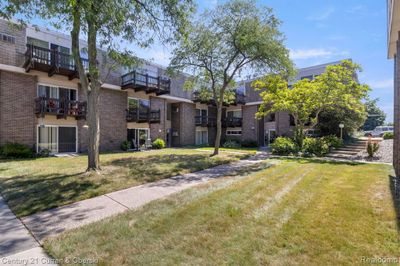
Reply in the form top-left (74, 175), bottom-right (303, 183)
top-left (195, 116), bottom-right (217, 127)
top-left (35, 97), bottom-right (87, 120)
top-left (223, 117), bottom-right (242, 127)
top-left (234, 92), bottom-right (246, 105)
top-left (121, 71), bottom-right (170, 95)
top-left (126, 108), bottom-right (160, 123)
top-left (23, 44), bottom-right (89, 80)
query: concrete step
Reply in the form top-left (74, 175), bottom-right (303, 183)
top-left (329, 150), bottom-right (359, 155)
top-left (335, 147), bottom-right (363, 152)
top-left (325, 153), bottom-right (355, 159)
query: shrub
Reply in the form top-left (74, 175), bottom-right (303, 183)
top-left (152, 138), bottom-right (166, 149)
top-left (302, 137), bottom-right (330, 157)
top-left (120, 140), bottom-right (131, 151)
top-left (223, 140), bottom-right (240, 148)
top-left (37, 149), bottom-right (51, 157)
top-left (367, 141), bottom-right (379, 157)
top-left (321, 135), bottom-right (343, 149)
top-left (241, 139), bottom-right (258, 148)
top-left (1, 143), bottom-right (34, 158)
top-left (270, 137), bottom-right (298, 155)
top-left (383, 132), bottom-right (394, 140)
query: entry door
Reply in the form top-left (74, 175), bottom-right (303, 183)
top-left (58, 127), bottom-right (76, 152)
top-left (138, 129), bottom-right (149, 148)
top-left (127, 129), bottom-right (138, 150)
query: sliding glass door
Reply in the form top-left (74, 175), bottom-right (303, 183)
top-left (37, 126), bottom-right (77, 153)
top-left (127, 128), bottom-right (150, 150)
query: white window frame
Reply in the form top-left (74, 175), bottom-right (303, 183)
top-left (37, 83), bottom-right (78, 100)
top-left (36, 125), bottom-right (78, 154)
top-left (227, 109), bottom-right (242, 118)
top-left (226, 130), bottom-right (242, 136)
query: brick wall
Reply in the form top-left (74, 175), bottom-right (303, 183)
top-left (242, 105), bottom-right (258, 142)
top-left (0, 71), bottom-right (37, 147)
top-left (276, 111), bottom-right (292, 137)
top-left (179, 102), bottom-right (196, 145)
top-left (0, 20), bottom-right (26, 67)
top-left (394, 35), bottom-right (400, 176)
top-left (150, 96), bottom-right (166, 141)
top-left (78, 88), bottom-right (127, 152)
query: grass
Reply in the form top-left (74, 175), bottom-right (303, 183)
top-left (44, 159), bottom-right (399, 265)
top-left (0, 148), bottom-right (248, 217)
top-left (195, 146), bottom-right (258, 153)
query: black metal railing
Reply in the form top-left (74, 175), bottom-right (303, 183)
top-left (24, 44), bottom-right (89, 79)
top-left (224, 117), bottom-right (242, 127)
top-left (126, 108), bottom-right (160, 123)
top-left (121, 71), bottom-right (171, 95)
top-left (35, 97), bottom-right (87, 119)
top-left (235, 92), bottom-right (246, 105)
top-left (195, 116), bottom-right (217, 127)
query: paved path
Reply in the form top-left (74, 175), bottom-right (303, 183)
top-left (22, 153), bottom-right (269, 243)
top-left (0, 196), bottom-right (55, 265)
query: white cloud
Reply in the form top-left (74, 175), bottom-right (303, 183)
top-left (149, 50), bottom-right (171, 66)
top-left (289, 48), bottom-right (348, 60)
top-left (307, 7), bottom-right (334, 21)
top-left (368, 79), bottom-right (393, 90)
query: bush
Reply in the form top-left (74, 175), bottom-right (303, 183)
top-left (367, 141), bottom-right (379, 157)
top-left (120, 140), bottom-right (131, 151)
top-left (1, 143), bottom-right (34, 158)
top-left (241, 139), bottom-right (258, 148)
top-left (383, 132), bottom-right (394, 140)
top-left (152, 138), bottom-right (166, 149)
top-left (37, 149), bottom-right (51, 157)
top-left (302, 137), bottom-right (330, 157)
top-left (270, 137), bottom-right (298, 155)
top-left (321, 135), bottom-right (343, 149)
top-left (223, 140), bottom-right (240, 148)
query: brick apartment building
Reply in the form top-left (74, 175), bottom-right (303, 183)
top-left (0, 19), bottom-right (340, 154)
top-left (387, 0), bottom-right (400, 176)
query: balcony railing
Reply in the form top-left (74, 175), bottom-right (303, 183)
top-left (23, 44), bottom-right (89, 80)
top-left (35, 97), bottom-right (87, 120)
top-left (126, 108), bottom-right (160, 123)
top-left (121, 71), bottom-right (170, 95)
top-left (224, 117), bottom-right (242, 127)
top-left (234, 93), bottom-right (246, 105)
top-left (195, 116), bottom-right (217, 127)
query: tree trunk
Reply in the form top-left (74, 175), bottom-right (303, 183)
top-left (213, 101), bottom-right (223, 156)
top-left (86, 87), bottom-right (100, 171)
top-left (86, 18), bottom-right (101, 171)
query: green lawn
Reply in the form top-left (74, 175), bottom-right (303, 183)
top-left (44, 159), bottom-right (399, 265)
top-left (195, 146), bottom-right (258, 153)
top-left (0, 148), bottom-right (248, 217)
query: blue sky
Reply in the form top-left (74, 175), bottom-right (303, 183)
top-left (24, 0), bottom-right (393, 122)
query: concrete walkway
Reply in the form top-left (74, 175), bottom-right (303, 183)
top-left (22, 153), bottom-right (269, 243)
top-left (0, 196), bottom-right (55, 265)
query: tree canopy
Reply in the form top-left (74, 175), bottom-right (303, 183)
top-left (362, 98), bottom-right (386, 131)
top-left (169, 0), bottom-right (293, 154)
top-left (253, 60), bottom-right (370, 145)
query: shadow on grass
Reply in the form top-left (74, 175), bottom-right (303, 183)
top-left (389, 175), bottom-right (400, 233)
top-left (105, 154), bottom-right (234, 183)
top-left (0, 172), bottom-right (98, 217)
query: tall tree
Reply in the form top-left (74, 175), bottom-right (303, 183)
top-left (254, 60), bottom-right (369, 146)
top-left (362, 98), bottom-right (386, 131)
top-left (1, 0), bottom-right (194, 171)
top-left (169, 0), bottom-right (293, 155)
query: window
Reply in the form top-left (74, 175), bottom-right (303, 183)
top-left (0, 33), bottom-right (15, 44)
top-left (195, 130), bottom-right (208, 145)
top-left (265, 113), bottom-right (275, 122)
top-left (27, 37), bottom-right (49, 49)
top-left (37, 85), bottom-right (76, 100)
top-left (38, 126), bottom-right (58, 153)
top-left (227, 110), bottom-right (242, 118)
top-left (195, 108), bottom-right (207, 117)
top-left (226, 130), bottom-right (242, 136)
